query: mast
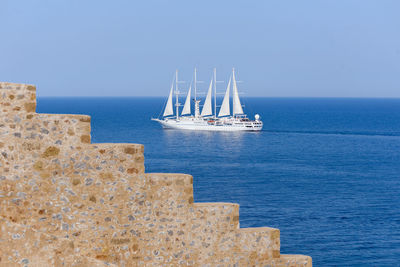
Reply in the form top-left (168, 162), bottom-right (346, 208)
top-left (213, 68), bottom-right (216, 118)
top-left (194, 68), bottom-right (197, 102)
top-left (175, 70), bottom-right (179, 120)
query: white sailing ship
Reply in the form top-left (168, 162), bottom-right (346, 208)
top-left (152, 68), bottom-right (263, 131)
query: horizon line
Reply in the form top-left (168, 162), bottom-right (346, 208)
top-left (36, 95), bottom-right (400, 99)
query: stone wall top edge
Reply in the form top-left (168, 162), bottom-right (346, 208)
top-left (0, 82), bottom-right (36, 91)
top-left (193, 202), bottom-right (239, 208)
top-left (90, 143), bottom-right (144, 154)
top-left (91, 143), bottom-right (144, 147)
top-left (144, 173), bottom-right (194, 185)
top-left (145, 173), bottom-right (193, 178)
top-left (279, 254), bottom-right (312, 265)
top-left (37, 113), bottom-right (91, 120)
top-left (280, 254), bottom-right (312, 258)
top-left (239, 226), bottom-right (280, 232)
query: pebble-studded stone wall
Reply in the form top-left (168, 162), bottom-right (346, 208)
top-left (0, 82), bottom-right (312, 266)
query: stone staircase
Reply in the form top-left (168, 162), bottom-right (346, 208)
top-left (0, 82), bottom-right (312, 266)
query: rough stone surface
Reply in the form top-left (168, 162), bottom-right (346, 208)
top-left (0, 82), bottom-right (312, 266)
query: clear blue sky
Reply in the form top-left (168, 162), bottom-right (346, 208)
top-left (1, 0), bottom-right (399, 97)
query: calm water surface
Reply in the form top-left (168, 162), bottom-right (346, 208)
top-left (37, 97), bottom-right (400, 266)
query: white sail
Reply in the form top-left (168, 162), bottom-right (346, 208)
top-left (163, 83), bottom-right (174, 117)
top-left (181, 85), bottom-right (191, 115)
top-left (218, 76), bottom-right (231, 117)
top-left (201, 79), bottom-right (213, 117)
top-left (232, 69), bottom-right (244, 115)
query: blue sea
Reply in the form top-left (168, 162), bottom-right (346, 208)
top-left (37, 97), bottom-right (400, 266)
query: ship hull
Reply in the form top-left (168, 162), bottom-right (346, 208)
top-left (153, 118), bottom-right (263, 132)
